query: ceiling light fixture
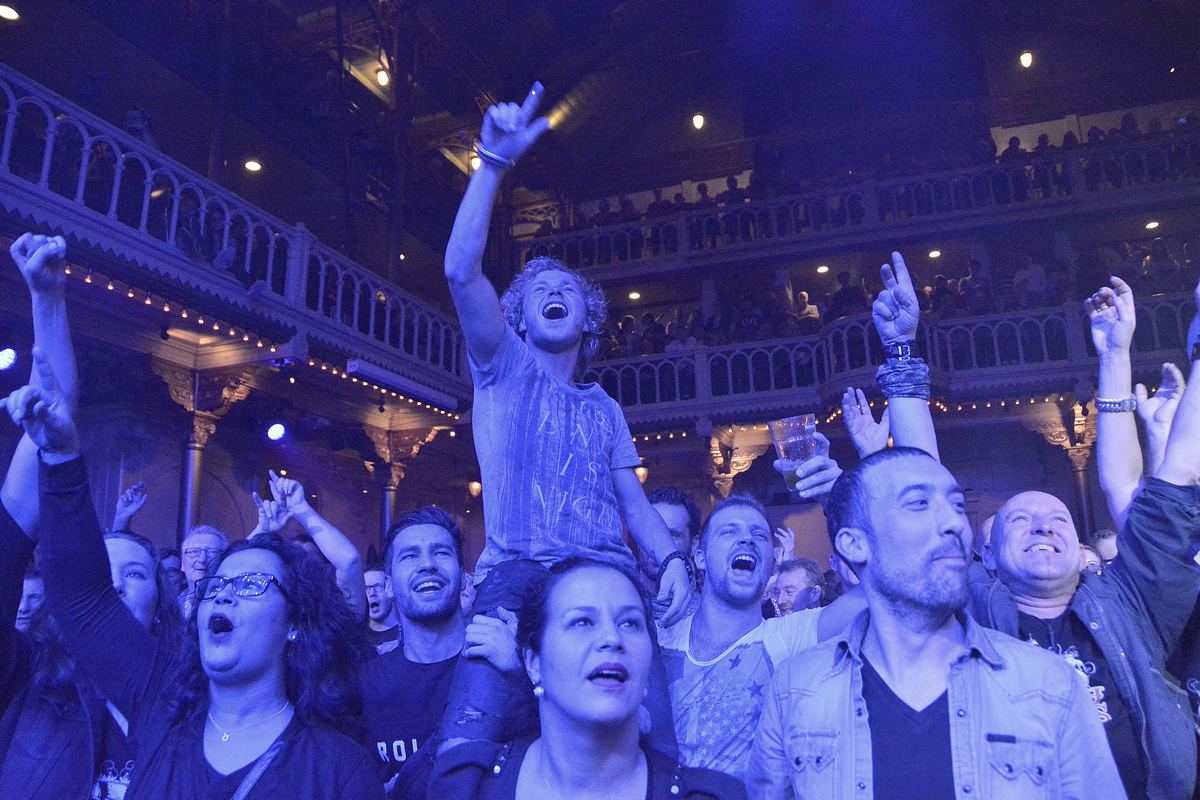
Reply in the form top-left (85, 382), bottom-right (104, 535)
top-left (1145, 221), bottom-right (1160, 229)
top-left (0, 6), bottom-right (18, 21)
top-left (628, 291), bottom-right (641, 300)
top-left (1020, 51), bottom-right (1033, 68)
top-left (816, 265), bottom-right (829, 274)
top-left (692, 114), bottom-right (704, 130)
top-left (244, 160), bottom-right (262, 172)
top-left (470, 155), bottom-right (481, 170)
top-left (929, 250), bottom-right (942, 258)
top-left (375, 69), bottom-right (389, 86)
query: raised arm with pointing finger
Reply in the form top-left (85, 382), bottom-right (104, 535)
top-left (871, 251), bottom-right (939, 460)
top-left (435, 84), bottom-right (684, 762)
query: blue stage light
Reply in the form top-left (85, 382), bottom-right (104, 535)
top-left (267, 423), bottom-right (286, 441)
top-left (0, 349), bottom-right (15, 371)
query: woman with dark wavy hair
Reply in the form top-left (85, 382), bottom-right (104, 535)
top-left (10, 349), bottom-right (383, 798)
top-left (431, 557), bottom-right (745, 800)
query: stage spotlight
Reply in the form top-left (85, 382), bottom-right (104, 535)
top-left (266, 423), bottom-right (286, 441)
top-left (0, 348), bottom-right (15, 371)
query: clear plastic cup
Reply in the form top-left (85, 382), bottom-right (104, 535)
top-left (769, 414), bottom-right (817, 490)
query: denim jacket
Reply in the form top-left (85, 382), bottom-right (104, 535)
top-left (746, 611), bottom-right (1126, 800)
top-left (969, 478), bottom-right (1200, 800)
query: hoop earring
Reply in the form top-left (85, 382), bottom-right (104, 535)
top-left (287, 629), bottom-right (298, 642)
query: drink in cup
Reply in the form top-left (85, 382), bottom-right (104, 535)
top-left (769, 414), bottom-right (817, 491)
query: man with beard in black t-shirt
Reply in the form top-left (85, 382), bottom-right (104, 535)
top-left (359, 507), bottom-right (518, 798)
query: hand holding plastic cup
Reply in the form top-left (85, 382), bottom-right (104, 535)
top-left (769, 414), bottom-right (817, 491)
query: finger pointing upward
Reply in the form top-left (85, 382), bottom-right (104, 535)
top-left (519, 82), bottom-right (545, 126)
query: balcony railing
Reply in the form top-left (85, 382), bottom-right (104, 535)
top-left (0, 65), bottom-right (469, 399)
top-left (585, 292), bottom-right (1194, 426)
top-left (517, 132), bottom-right (1200, 273)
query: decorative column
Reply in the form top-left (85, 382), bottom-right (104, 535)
top-left (153, 360), bottom-right (253, 544)
top-left (365, 426), bottom-right (438, 545)
top-left (1022, 399), bottom-right (1098, 538)
top-left (706, 425), bottom-right (771, 498)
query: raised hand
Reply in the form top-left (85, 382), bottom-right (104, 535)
top-left (773, 432), bottom-right (843, 500)
top-left (113, 482), bottom-right (147, 532)
top-left (267, 469), bottom-right (310, 514)
top-left (872, 251), bottom-right (920, 343)
top-left (1086, 277), bottom-right (1136, 357)
top-left (479, 82), bottom-right (551, 165)
top-left (842, 387), bottom-right (890, 458)
top-left (773, 527), bottom-right (796, 568)
top-left (251, 490), bottom-right (294, 536)
top-left (3, 347), bottom-right (79, 458)
top-left (10, 233), bottom-right (67, 295)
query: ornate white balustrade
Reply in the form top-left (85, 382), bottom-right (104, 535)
top-left (0, 65), bottom-right (469, 400)
top-left (585, 292), bottom-right (1195, 428)
top-left (517, 133), bottom-right (1200, 276)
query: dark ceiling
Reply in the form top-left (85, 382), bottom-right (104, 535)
top-left (5, 0), bottom-right (1200, 274)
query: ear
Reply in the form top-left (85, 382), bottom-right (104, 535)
top-left (693, 547), bottom-right (707, 573)
top-left (524, 648), bottom-right (541, 688)
top-left (982, 540), bottom-right (998, 572)
top-left (835, 527), bottom-right (869, 569)
top-left (808, 585), bottom-right (824, 606)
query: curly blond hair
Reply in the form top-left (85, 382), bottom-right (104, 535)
top-left (499, 257), bottom-right (608, 377)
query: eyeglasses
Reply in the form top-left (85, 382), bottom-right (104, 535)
top-left (365, 582), bottom-right (387, 594)
top-left (183, 547), bottom-right (223, 561)
top-left (195, 572), bottom-right (289, 602)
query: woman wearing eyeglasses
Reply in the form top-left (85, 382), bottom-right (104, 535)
top-left (14, 351), bottom-right (383, 798)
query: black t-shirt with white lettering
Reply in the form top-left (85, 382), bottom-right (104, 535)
top-left (359, 650), bottom-right (457, 784)
top-left (1018, 610), bottom-right (1146, 800)
top-left (861, 657), bottom-right (955, 800)
top-left (91, 705), bottom-right (137, 799)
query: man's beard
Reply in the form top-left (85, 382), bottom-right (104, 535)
top-left (397, 575), bottom-right (462, 626)
top-left (871, 547), bottom-right (969, 623)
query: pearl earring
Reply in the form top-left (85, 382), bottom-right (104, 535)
top-left (533, 685), bottom-right (544, 699)
top-left (287, 629), bottom-right (297, 642)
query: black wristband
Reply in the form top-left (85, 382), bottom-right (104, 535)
top-left (882, 339), bottom-right (918, 360)
top-left (656, 551), bottom-right (694, 586)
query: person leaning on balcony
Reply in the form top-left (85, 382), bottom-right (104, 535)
top-left (874, 255), bottom-right (1200, 800)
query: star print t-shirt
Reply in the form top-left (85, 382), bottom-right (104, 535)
top-left (1018, 610), bottom-right (1146, 799)
top-left (658, 608), bottom-right (820, 782)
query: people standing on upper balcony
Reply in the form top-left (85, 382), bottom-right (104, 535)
top-left (827, 271), bottom-right (870, 321)
top-left (716, 176), bottom-right (748, 206)
top-left (957, 259), bottom-right (994, 316)
top-left (694, 183), bottom-right (716, 209)
top-left (1142, 237), bottom-right (1182, 295)
top-left (999, 136), bottom-right (1026, 162)
top-left (1116, 242), bottom-right (1146, 290)
top-left (646, 189), bottom-right (674, 218)
top-left (794, 291), bottom-right (822, 334)
top-left (437, 83), bottom-right (691, 774)
top-left (1013, 252), bottom-right (1050, 310)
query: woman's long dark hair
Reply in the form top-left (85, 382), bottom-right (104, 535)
top-left (165, 534), bottom-right (367, 738)
top-left (26, 600), bottom-right (79, 714)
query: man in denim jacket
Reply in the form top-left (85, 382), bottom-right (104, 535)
top-left (747, 447), bottom-right (1125, 800)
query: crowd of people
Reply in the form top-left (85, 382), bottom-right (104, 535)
top-left (4, 85), bottom-right (1200, 800)
top-left (528, 110), bottom-right (1200, 243)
